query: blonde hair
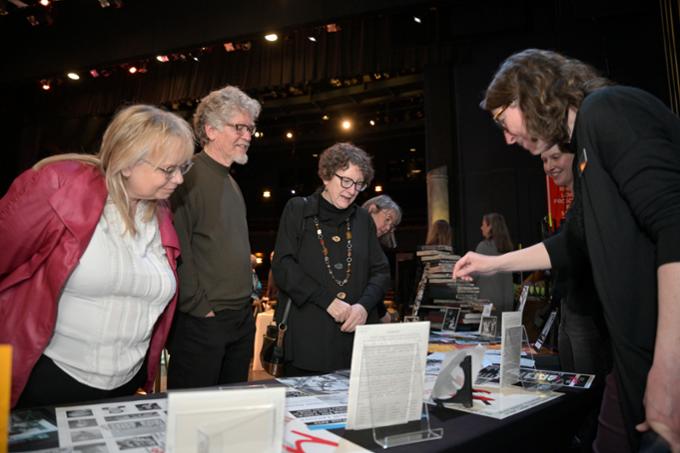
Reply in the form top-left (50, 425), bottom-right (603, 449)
top-left (34, 104), bottom-right (195, 235)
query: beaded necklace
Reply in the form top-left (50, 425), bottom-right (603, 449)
top-left (312, 216), bottom-right (352, 287)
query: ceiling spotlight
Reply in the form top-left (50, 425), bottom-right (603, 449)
top-left (291, 189), bottom-right (296, 195)
top-left (39, 0), bottom-right (50, 6)
top-left (156, 55), bottom-right (169, 62)
top-left (341, 120), bottom-right (352, 130)
top-left (375, 185), bottom-right (383, 193)
top-left (254, 131), bottom-right (263, 138)
top-left (308, 36), bottom-right (317, 42)
top-left (410, 147), bottom-right (417, 152)
top-left (98, 0), bottom-right (110, 7)
top-left (128, 66), bottom-right (138, 74)
top-left (262, 190), bottom-right (271, 199)
top-left (325, 23), bottom-right (341, 32)
top-left (67, 72), bottom-right (80, 80)
top-left (264, 33), bottom-right (278, 42)
top-left (40, 80), bottom-right (51, 91)
top-left (89, 69), bottom-right (100, 78)
top-left (192, 56), bottom-right (199, 62)
top-left (322, 114), bottom-right (330, 121)
top-left (413, 16), bottom-right (422, 24)
top-left (223, 42), bottom-right (236, 52)
top-left (285, 131), bottom-right (294, 139)
top-left (369, 120), bottom-right (376, 126)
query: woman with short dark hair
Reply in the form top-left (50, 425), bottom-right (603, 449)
top-left (272, 142), bottom-right (390, 376)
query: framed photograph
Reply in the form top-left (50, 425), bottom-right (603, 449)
top-left (479, 316), bottom-right (498, 338)
top-left (440, 307), bottom-right (460, 333)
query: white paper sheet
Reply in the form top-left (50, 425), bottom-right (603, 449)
top-left (500, 311), bottom-right (522, 388)
top-left (346, 322), bottom-right (429, 430)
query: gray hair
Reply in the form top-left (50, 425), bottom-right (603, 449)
top-left (193, 85), bottom-right (262, 147)
top-left (362, 194), bottom-right (402, 249)
top-left (362, 194), bottom-right (402, 225)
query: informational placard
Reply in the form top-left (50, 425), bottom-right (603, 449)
top-left (166, 387), bottom-right (285, 453)
top-left (500, 312), bottom-right (523, 389)
top-left (346, 322), bottom-right (429, 430)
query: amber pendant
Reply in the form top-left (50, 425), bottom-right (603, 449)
top-left (331, 235), bottom-right (341, 243)
top-left (337, 291), bottom-right (347, 300)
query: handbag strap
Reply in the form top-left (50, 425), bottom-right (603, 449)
top-left (277, 196), bottom-right (307, 329)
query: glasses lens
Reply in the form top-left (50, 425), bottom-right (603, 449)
top-left (179, 161), bottom-right (194, 175)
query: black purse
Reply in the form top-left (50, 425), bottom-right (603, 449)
top-left (260, 297), bottom-right (291, 377)
top-left (260, 197), bottom-right (307, 377)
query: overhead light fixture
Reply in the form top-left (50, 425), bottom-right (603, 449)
top-left (89, 69), bottom-right (100, 78)
top-left (156, 55), bottom-right (169, 62)
top-left (322, 114), bottom-right (330, 121)
top-left (39, 0), bottom-right (50, 6)
top-left (410, 147), bottom-right (417, 152)
top-left (264, 33), bottom-right (278, 42)
top-left (413, 16), bottom-right (422, 23)
top-left (254, 131), bottom-right (263, 138)
top-left (290, 189), bottom-right (296, 195)
top-left (325, 23), bottom-right (341, 32)
top-left (341, 119), bottom-right (352, 130)
top-left (308, 36), bottom-right (317, 42)
top-left (128, 66), bottom-right (137, 74)
top-left (40, 80), bottom-right (51, 91)
top-left (285, 131), bottom-right (294, 139)
top-left (67, 72), bottom-right (80, 80)
top-left (369, 120), bottom-right (376, 126)
top-left (375, 185), bottom-right (383, 193)
top-left (223, 42), bottom-right (236, 52)
top-left (98, 0), bottom-right (110, 7)
top-left (262, 190), bottom-right (271, 199)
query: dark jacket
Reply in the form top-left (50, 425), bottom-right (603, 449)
top-left (272, 192), bottom-right (391, 372)
top-left (544, 86), bottom-right (680, 448)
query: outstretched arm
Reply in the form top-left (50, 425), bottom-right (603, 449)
top-left (453, 242), bottom-right (552, 280)
top-left (636, 262), bottom-right (680, 452)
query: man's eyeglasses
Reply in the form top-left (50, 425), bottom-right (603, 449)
top-left (334, 173), bottom-right (367, 192)
top-left (142, 159), bottom-right (194, 179)
top-left (226, 123), bottom-right (257, 135)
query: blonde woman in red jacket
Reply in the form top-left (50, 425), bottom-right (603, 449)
top-left (0, 104), bottom-right (194, 408)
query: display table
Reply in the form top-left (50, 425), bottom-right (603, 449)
top-left (251, 309), bottom-right (274, 371)
top-left (9, 381), bottom-right (599, 452)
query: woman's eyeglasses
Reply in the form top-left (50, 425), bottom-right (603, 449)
top-left (334, 173), bottom-right (367, 192)
top-left (142, 159), bottom-right (194, 179)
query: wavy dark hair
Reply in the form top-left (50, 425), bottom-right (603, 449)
top-left (481, 49), bottom-right (612, 149)
top-left (483, 213), bottom-right (513, 254)
top-left (318, 142), bottom-right (374, 185)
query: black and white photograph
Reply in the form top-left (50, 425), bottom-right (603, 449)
top-left (66, 409), bottom-right (94, 419)
top-left (72, 442), bottom-right (108, 453)
top-left (479, 316), bottom-right (498, 337)
top-left (70, 429), bottom-right (104, 443)
top-left (68, 418), bottom-right (98, 429)
top-left (116, 435), bottom-right (159, 450)
top-left (135, 402), bottom-right (162, 411)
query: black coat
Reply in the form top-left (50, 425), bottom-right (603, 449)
top-left (272, 192), bottom-right (391, 372)
top-left (545, 86), bottom-right (680, 448)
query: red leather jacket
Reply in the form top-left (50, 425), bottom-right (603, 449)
top-left (0, 161), bottom-right (180, 407)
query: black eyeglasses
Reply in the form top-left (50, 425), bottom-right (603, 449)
top-left (226, 122), bottom-right (257, 135)
top-left (142, 159), bottom-right (194, 179)
top-left (492, 102), bottom-right (513, 131)
top-left (334, 173), bottom-right (367, 192)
